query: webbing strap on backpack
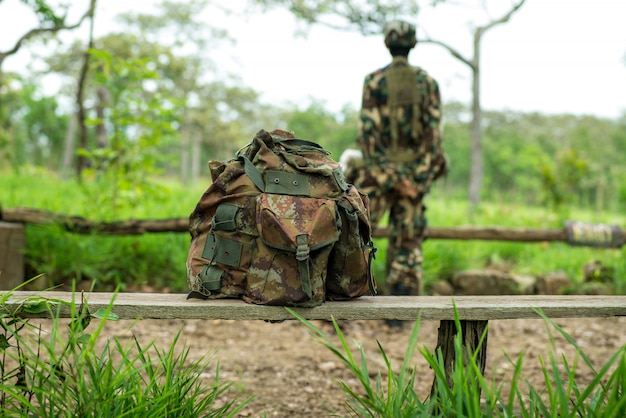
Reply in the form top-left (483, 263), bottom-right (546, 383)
top-left (295, 234), bottom-right (312, 298)
top-left (240, 155), bottom-right (312, 196)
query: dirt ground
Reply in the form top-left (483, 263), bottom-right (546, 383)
top-left (99, 314), bottom-right (626, 417)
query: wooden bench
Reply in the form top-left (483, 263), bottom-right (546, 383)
top-left (4, 292), bottom-right (624, 321)
top-left (4, 291), bottom-right (625, 391)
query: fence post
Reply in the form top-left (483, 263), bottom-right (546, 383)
top-left (430, 320), bottom-right (489, 397)
top-left (0, 221), bottom-right (25, 290)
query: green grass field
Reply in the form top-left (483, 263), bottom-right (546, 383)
top-left (2, 167), bottom-right (624, 294)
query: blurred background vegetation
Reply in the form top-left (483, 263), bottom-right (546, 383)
top-left (1, 0), bottom-right (624, 294)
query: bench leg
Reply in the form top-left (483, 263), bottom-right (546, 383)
top-left (430, 319), bottom-right (488, 396)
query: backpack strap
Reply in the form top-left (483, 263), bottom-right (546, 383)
top-left (240, 156), bottom-right (266, 192)
top-left (274, 138), bottom-right (330, 154)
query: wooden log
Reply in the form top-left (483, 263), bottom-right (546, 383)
top-left (2, 292), bottom-right (625, 321)
top-left (375, 225), bottom-right (568, 242)
top-left (2, 207), bottom-right (188, 235)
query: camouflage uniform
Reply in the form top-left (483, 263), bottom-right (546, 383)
top-left (354, 21), bottom-right (447, 296)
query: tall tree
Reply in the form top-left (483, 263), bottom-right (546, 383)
top-left (420, 0), bottom-right (526, 211)
top-left (75, 0), bottom-right (98, 177)
top-left (251, 0), bottom-right (525, 212)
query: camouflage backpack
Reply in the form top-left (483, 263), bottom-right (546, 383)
top-left (186, 129), bottom-right (377, 307)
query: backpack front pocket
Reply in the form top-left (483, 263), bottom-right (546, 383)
top-left (245, 193), bottom-right (340, 306)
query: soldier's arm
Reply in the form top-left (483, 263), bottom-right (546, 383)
top-left (424, 78), bottom-right (448, 178)
top-left (358, 75), bottom-right (381, 158)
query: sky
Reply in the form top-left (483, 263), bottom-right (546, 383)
top-left (1, 0), bottom-right (626, 119)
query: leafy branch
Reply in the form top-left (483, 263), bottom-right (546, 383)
top-left (0, 0), bottom-right (97, 68)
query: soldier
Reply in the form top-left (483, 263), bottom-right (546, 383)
top-left (354, 20), bottom-right (448, 317)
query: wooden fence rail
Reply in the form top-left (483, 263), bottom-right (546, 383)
top-left (2, 207), bottom-right (625, 246)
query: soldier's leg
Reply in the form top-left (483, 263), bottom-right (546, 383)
top-left (386, 198), bottom-right (426, 296)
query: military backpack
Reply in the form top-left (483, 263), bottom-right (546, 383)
top-left (186, 129), bottom-right (377, 307)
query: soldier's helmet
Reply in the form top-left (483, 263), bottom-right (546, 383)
top-left (383, 20), bottom-right (417, 49)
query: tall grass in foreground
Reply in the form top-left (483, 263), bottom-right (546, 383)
top-left (0, 287), bottom-right (252, 417)
top-left (289, 309), bottom-right (626, 417)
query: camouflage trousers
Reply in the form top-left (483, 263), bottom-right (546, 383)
top-left (368, 192), bottom-right (427, 296)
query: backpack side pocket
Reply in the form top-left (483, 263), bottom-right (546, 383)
top-left (188, 201), bottom-right (255, 298)
top-left (327, 186), bottom-right (377, 300)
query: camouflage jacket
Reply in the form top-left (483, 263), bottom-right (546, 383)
top-left (357, 56), bottom-right (447, 194)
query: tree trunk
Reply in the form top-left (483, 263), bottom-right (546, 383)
top-left (191, 131), bottom-right (201, 183)
top-left (180, 126), bottom-right (190, 185)
top-left (75, 5), bottom-right (97, 178)
top-left (61, 111), bottom-right (78, 177)
top-left (468, 30), bottom-right (483, 213)
top-left (95, 87), bottom-right (108, 148)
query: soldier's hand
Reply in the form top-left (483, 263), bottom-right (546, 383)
top-left (433, 154), bottom-right (449, 180)
top-left (395, 179), bottom-right (418, 199)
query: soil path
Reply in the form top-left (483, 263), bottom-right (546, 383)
top-left (100, 315), bottom-right (626, 417)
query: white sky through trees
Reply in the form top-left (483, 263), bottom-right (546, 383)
top-left (1, 0), bottom-right (625, 118)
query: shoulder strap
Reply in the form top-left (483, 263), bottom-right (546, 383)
top-left (240, 156), bottom-right (266, 192)
top-left (274, 138), bottom-right (330, 154)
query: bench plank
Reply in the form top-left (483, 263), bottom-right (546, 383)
top-left (3, 292), bottom-right (625, 321)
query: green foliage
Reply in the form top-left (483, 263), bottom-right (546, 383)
top-left (78, 49), bottom-right (179, 218)
top-left (250, 0), bottom-right (419, 35)
top-left (18, 0), bottom-right (67, 26)
top-left (1, 169), bottom-right (201, 291)
top-left (0, 73), bottom-right (69, 171)
top-left (281, 100), bottom-right (359, 158)
top-left (289, 308), bottom-right (430, 416)
top-left (290, 309), bottom-right (626, 417)
top-left (442, 103), bottom-right (626, 212)
top-left (0, 288), bottom-right (251, 417)
top-left (539, 148), bottom-right (591, 210)
top-left (512, 311), bottom-right (626, 417)
top-left (3, 1), bottom-right (625, 209)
